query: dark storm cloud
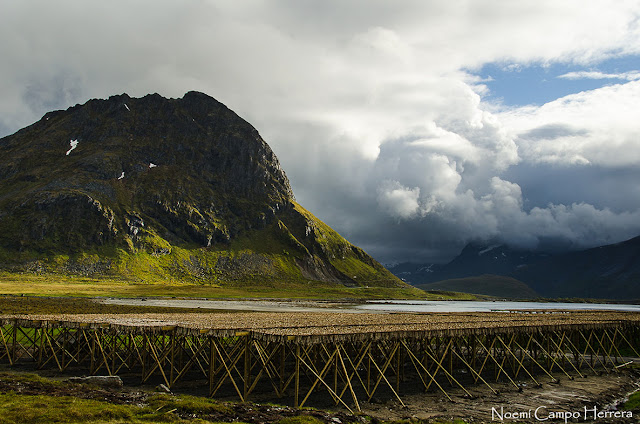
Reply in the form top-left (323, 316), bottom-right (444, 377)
top-left (504, 164), bottom-right (640, 213)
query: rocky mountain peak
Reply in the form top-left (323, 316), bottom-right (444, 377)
top-left (0, 91), bottom-right (405, 289)
top-left (0, 91), bottom-right (293, 250)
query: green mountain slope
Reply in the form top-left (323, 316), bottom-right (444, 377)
top-left (0, 92), bottom-right (408, 292)
top-left (417, 274), bottom-right (538, 299)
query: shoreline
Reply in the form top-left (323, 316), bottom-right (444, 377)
top-left (98, 296), bottom-right (640, 313)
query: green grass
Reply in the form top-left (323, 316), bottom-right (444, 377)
top-left (145, 393), bottom-right (233, 416)
top-left (0, 391), bottom-right (469, 424)
top-left (622, 390), bottom-right (640, 410)
top-left (0, 196), bottom-right (419, 299)
top-left (417, 274), bottom-right (538, 299)
top-left (0, 213), bottom-right (408, 294)
top-left (0, 201), bottom-right (478, 302)
top-left (0, 392), bottom-right (136, 424)
top-left (0, 371), bottom-right (243, 424)
top-left (0, 392), bottom-right (248, 424)
top-left (0, 370), bottom-right (477, 424)
top-left (0, 371), bottom-right (64, 387)
top-left (0, 271), bottom-right (443, 300)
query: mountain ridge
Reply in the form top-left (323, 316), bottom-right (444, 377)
top-left (416, 274), bottom-right (538, 299)
top-left (388, 236), bottom-right (640, 299)
top-left (0, 91), bottom-right (408, 291)
top-left (514, 235), bottom-right (640, 299)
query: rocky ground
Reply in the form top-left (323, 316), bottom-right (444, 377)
top-left (0, 368), bottom-right (361, 424)
top-left (1, 365), bottom-right (638, 424)
top-left (360, 369), bottom-right (640, 423)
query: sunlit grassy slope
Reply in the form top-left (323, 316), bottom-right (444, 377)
top-left (0, 201), bottom-right (434, 299)
top-left (0, 272), bottom-right (434, 299)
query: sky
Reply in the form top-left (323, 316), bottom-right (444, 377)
top-left (2, 1), bottom-right (640, 263)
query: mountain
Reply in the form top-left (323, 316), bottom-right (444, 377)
top-left (389, 237), bottom-right (640, 299)
top-left (388, 243), bottom-right (548, 285)
top-left (416, 274), bottom-right (538, 299)
top-left (514, 235), bottom-right (640, 299)
top-left (0, 91), bottom-right (406, 289)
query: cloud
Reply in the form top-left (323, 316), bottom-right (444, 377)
top-left (558, 71), bottom-right (640, 80)
top-left (519, 124), bottom-right (589, 141)
top-left (500, 81), bottom-right (640, 166)
top-left (1, 1), bottom-right (640, 263)
top-left (377, 181), bottom-right (421, 219)
top-left (512, 202), bottom-right (640, 250)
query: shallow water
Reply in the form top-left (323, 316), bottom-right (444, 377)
top-left (100, 297), bottom-right (640, 313)
top-left (356, 299), bottom-right (640, 313)
top-left (99, 298), bottom-right (363, 313)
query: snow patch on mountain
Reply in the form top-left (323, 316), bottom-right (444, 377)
top-left (65, 139), bottom-right (78, 155)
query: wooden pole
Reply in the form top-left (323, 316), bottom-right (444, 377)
top-left (294, 343), bottom-right (300, 408)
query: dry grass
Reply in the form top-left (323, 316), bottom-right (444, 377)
top-left (0, 295), bottom-right (238, 315)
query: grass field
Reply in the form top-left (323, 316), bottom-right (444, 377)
top-left (0, 370), bottom-right (467, 424)
top-left (622, 389), bottom-right (640, 411)
top-left (0, 370), bottom-right (298, 424)
top-left (0, 272), bottom-right (475, 301)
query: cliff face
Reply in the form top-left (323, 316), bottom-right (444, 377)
top-left (0, 92), bottom-right (405, 288)
top-left (0, 91), bottom-right (291, 250)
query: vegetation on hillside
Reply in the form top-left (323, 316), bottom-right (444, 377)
top-left (0, 92), bottom-right (409, 294)
top-left (417, 274), bottom-right (538, 299)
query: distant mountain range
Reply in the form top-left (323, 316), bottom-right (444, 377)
top-left (416, 275), bottom-right (539, 299)
top-left (387, 236), bottom-right (640, 299)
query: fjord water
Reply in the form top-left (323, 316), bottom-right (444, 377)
top-left (356, 300), bottom-right (640, 313)
top-left (102, 298), bottom-right (640, 313)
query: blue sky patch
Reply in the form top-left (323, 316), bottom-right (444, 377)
top-left (472, 55), bottom-right (640, 107)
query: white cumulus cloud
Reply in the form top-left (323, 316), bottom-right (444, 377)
top-left (557, 71), bottom-right (640, 80)
top-left (500, 80), bottom-right (640, 167)
top-left (377, 181), bottom-right (421, 219)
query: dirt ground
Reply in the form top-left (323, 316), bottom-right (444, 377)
top-left (359, 369), bottom-right (640, 423)
top-left (2, 366), bottom-right (638, 424)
